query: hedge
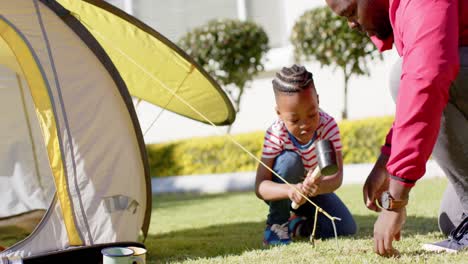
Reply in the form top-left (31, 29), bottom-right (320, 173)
top-left (146, 116), bottom-right (394, 177)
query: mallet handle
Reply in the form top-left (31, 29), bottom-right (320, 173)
top-left (291, 166), bottom-right (321, 210)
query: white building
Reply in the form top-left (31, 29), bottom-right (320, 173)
top-left (106, 0), bottom-right (399, 143)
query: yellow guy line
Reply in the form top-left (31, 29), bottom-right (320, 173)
top-left (82, 20), bottom-right (340, 245)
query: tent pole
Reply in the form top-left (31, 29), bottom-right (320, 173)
top-left (16, 73), bottom-right (45, 193)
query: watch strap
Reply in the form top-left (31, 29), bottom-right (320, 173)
top-left (380, 191), bottom-right (408, 210)
top-left (389, 198), bottom-right (408, 210)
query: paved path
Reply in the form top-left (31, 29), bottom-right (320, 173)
top-left (152, 160), bottom-right (445, 194)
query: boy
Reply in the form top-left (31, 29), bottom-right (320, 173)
top-left (255, 65), bottom-right (357, 246)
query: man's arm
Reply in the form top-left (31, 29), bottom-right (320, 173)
top-left (387, 0), bottom-right (459, 198)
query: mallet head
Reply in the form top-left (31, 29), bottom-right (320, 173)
top-left (316, 139), bottom-right (338, 176)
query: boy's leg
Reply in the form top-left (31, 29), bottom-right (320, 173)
top-left (267, 151), bottom-right (305, 225)
top-left (293, 193), bottom-right (357, 239)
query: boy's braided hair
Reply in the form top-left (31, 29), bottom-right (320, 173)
top-left (272, 64), bottom-right (314, 95)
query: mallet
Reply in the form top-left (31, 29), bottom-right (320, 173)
top-left (291, 139), bottom-right (338, 209)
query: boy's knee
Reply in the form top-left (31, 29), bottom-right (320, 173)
top-left (339, 219), bottom-right (357, 236)
top-left (298, 215), bottom-right (357, 239)
top-left (273, 151), bottom-right (305, 183)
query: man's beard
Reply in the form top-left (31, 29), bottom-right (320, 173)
top-left (373, 8), bottom-right (393, 40)
top-left (375, 23), bottom-right (393, 40)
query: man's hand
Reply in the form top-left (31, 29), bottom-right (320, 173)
top-left (373, 207), bottom-right (406, 257)
top-left (363, 154), bottom-right (390, 211)
top-left (288, 183), bottom-right (306, 206)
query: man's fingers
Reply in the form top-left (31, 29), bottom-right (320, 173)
top-left (374, 227), bottom-right (383, 255)
top-left (364, 185), bottom-right (383, 212)
top-left (373, 235), bottom-right (378, 254)
top-left (363, 184), bottom-right (380, 211)
top-left (394, 231), bottom-right (401, 241)
top-left (376, 236), bottom-right (397, 257)
top-left (366, 199), bottom-right (381, 212)
top-left (377, 231), bottom-right (400, 257)
top-left (363, 184), bottom-right (370, 205)
top-left (383, 234), bottom-right (395, 257)
top-left (366, 199), bottom-right (374, 208)
top-left (376, 237), bottom-right (386, 256)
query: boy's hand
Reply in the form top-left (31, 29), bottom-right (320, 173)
top-left (302, 172), bottom-right (321, 197)
top-left (289, 183), bottom-right (306, 206)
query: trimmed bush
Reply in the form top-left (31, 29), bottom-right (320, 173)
top-left (147, 132), bottom-right (264, 177)
top-left (147, 116), bottom-right (394, 177)
top-left (339, 116), bottom-right (393, 164)
top-left (291, 7), bottom-right (382, 119)
top-left (178, 19), bottom-right (269, 118)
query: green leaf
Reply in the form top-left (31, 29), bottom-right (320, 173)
top-left (290, 7), bottom-right (383, 119)
top-left (178, 19), bottom-right (270, 115)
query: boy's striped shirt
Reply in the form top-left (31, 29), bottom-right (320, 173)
top-left (262, 111), bottom-right (342, 171)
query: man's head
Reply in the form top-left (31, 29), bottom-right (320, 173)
top-left (273, 65), bottom-right (320, 144)
top-left (325, 0), bottom-right (392, 40)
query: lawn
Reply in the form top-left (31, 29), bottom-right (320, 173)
top-left (1, 178), bottom-right (466, 263)
top-left (146, 177), bottom-right (467, 263)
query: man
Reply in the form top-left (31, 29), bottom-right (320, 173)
top-left (325, 0), bottom-right (468, 257)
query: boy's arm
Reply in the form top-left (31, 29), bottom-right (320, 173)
top-left (305, 115), bottom-right (344, 196)
top-left (303, 150), bottom-right (343, 196)
top-left (255, 157), bottom-right (303, 202)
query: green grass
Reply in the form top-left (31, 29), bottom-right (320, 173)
top-left (0, 226), bottom-right (29, 248)
top-left (1, 178), bottom-right (466, 263)
top-left (146, 177), bottom-right (467, 263)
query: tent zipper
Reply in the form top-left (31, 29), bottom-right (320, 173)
top-left (1, 195), bottom-right (57, 254)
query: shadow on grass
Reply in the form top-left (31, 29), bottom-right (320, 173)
top-left (146, 220), bottom-right (266, 263)
top-left (146, 214), bottom-right (441, 263)
top-left (353, 214), bottom-right (440, 239)
top-left (0, 226), bottom-right (29, 248)
top-left (152, 193), bottom-right (238, 210)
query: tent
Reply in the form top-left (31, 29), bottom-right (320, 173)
top-left (0, 0), bottom-right (235, 262)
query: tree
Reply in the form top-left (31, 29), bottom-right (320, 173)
top-left (178, 19), bottom-right (269, 132)
top-left (291, 7), bottom-right (382, 119)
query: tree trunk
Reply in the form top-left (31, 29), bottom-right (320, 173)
top-left (342, 69), bottom-right (349, 120)
top-left (227, 86), bottom-right (244, 134)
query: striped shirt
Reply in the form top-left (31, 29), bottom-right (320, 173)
top-left (261, 111), bottom-right (342, 172)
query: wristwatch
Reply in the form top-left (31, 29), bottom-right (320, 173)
top-left (379, 191), bottom-right (408, 211)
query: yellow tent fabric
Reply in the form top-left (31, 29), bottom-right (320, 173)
top-left (57, 0), bottom-right (235, 125)
top-left (0, 18), bottom-right (82, 246)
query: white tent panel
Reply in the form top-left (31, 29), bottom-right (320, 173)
top-left (35, 3), bottom-right (147, 243)
top-left (0, 66), bottom-right (54, 218)
top-left (4, 199), bottom-right (68, 258)
top-left (0, 0), bottom-right (146, 257)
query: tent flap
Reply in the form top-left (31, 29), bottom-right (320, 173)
top-left (57, 0), bottom-right (236, 126)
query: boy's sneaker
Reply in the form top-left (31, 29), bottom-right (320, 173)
top-left (288, 215), bottom-right (307, 238)
top-left (422, 214), bottom-right (468, 253)
top-left (263, 223), bottom-right (291, 246)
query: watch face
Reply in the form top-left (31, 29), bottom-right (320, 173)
top-left (381, 192), bottom-right (391, 209)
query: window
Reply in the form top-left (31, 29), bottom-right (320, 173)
top-left (245, 0), bottom-right (287, 48)
top-left (131, 0), bottom-right (238, 42)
